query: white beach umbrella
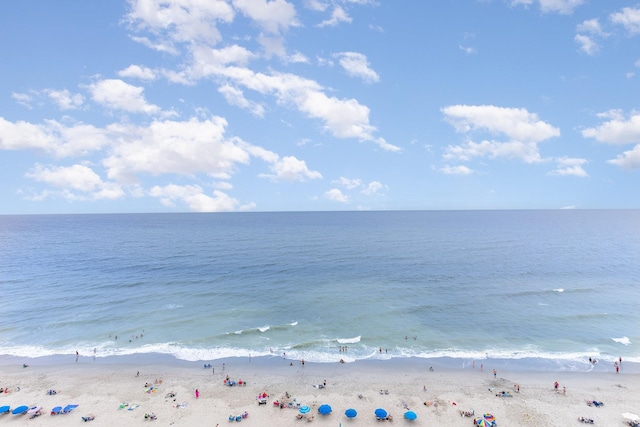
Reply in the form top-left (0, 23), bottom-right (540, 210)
top-left (623, 413), bottom-right (640, 421)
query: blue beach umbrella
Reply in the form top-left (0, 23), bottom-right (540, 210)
top-left (375, 408), bottom-right (387, 419)
top-left (11, 406), bottom-right (28, 415)
top-left (345, 408), bottom-right (357, 418)
top-left (63, 404), bottom-right (78, 413)
top-left (318, 404), bottom-right (332, 415)
top-left (0, 406), bottom-right (10, 414)
top-left (299, 405), bottom-right (311, 414)
top-left (404, 410), bottom-right (417, 420)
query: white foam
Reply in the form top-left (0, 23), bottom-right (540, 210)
top-left (337, 336), bottom-right (361, 344)
top-left (612, 336), bottom-right (631, 346)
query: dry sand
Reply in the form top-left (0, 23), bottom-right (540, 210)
top-left (0, 356), bottom-right (637, 426)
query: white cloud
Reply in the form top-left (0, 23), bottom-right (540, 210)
top-left (549, 157), bottom-right (588, 177)
top-left (510, 0), bottom-right (585, 15)
top-left (610, 6), bottom-right (640, 35)
top-left (442, 105), bottom-right (560, 164)
top-left (126, 0), bottom-right (234, 48)
top-left (103, 116), bottom-right (250, 183)
top-left (335, 52), bottom-right (380, 83)
top-left (607, 144), bottom-right (640, 170)
top-left (440, 165), bottom-right (474, 175)
top-left (304, 0), bottom-right (328, 12)
top-left (44, 89), bottom-right (84, 110)
top-left (574, 19), bottom-right (608, 56)
top-left (284, 51), bottom-right (309, 64)
top-left (87, 79), bottom-right (161, 115)
top-left (324, 188), bottom-right (349, 202)
top-left (442, 105), bottom-right (559, 142)
top-left (333, 176), bottom-right (361, 189)
top-left (0, 117), bottom-right (110, 158)
top-left (581, 110), bottom-right (640, 144)
top-left (118, 64), bottom-right (157, 80)
top-left (577, 18), bottom-right (605, 35)
top-left (260, 155), bottom-right (322, 182)
top-left (317, 5), bottom-right (352, 27)
top-left (459, 45), bottom-right (476, 55)
top-left (25, 163), bottom-right (124, 200)
top-left (149, 184), bottom-right (252, 212)
top-left (361, 181), bottom-right (383, 195)
top-left (129, 36), bottom-right (179, 55)
top-left (218, 84), bottom-right (265, 117)
top-left (12, 92), bottom-right (36, 109)
top-left (575, 34), bottom-right (599, 55)
top-left (232, 0), bottom-right (299, 34)
top-left (189, 50), bottom-right (397, 149)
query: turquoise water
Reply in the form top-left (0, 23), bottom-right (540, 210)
top-left (0, 210), bottom-right (638, 370)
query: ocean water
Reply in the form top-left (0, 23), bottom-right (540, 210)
top-left (0, 210), bottom-right (638, 371)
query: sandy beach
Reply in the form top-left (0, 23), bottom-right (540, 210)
top-left (0, 355), bottom-right (638, 426)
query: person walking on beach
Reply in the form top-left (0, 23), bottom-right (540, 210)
top-left (493, 369), bottom-right (496, 378)
top-left (195, 389), bottom-right (199, 399)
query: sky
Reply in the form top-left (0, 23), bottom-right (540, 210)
top-left (1, 0), bottom-right (640, 214)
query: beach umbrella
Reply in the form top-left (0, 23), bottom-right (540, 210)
top-left (0, 406), bottom-right (10, 414)
top-left (345, 408), bottom-right (357, 418)
top-left (404, 410), bottom-right (417, 420)
top-left (299, 405), bottom-right (311, 414)
top-left (63, 404), bottom-right (78, 413)
top-left (11, 406), bottom-right (28, 415)
top-left (375, 408), bottom-right (388, 419)
top-left (27, 406), bottom-right (41, 414)
top-left (318, 404), bottom-right (332, 415)
top-left (624, 413), bottom-right (640, 422)
top-left (483, 413), bottom-right (495, 422)
top-left (475, 418), bottom-right (494, 427)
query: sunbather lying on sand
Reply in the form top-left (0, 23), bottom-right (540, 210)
top-left (459, 409), bottom-right (475, 417)
top-left (578, 416), bottom-right (594, 424)
top-left (81, 414), bottom-right (96, 422)
top-left (586, 400), bottom-right (604, 407)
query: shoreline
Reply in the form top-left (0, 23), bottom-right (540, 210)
top-left (2, 352), bottom-right (637, 374)
top-left (1, 354), bottom-right (637, 426)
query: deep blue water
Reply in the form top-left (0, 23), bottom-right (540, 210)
top-left (0, 210), bottom-right (638, 370)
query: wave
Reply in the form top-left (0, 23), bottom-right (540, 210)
top-left (611, 337), bottom-right (631, 346)
top-left (2, 342), bottom-right (639, 369)
top-left (337, 336), bottom-right (361, 344)
top-left (228, 321), bottom-right (297, 336)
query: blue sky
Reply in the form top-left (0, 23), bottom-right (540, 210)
top-left (1, 0), bottom-right (639, 213)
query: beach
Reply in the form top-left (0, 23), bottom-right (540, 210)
top-left (1, 355), bottom-right (638, 426)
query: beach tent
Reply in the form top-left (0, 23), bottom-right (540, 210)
top-left (404, 410), bottom-right (417, 420)
top-left (318, 404), bottom-right (332, 415)
top-left (345, 408), bottom-right (357, 418)
top-left (11, 406), bottom-right (28, 415)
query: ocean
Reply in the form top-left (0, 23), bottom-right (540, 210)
top-left (0, 210), bottom-right (638, 372)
